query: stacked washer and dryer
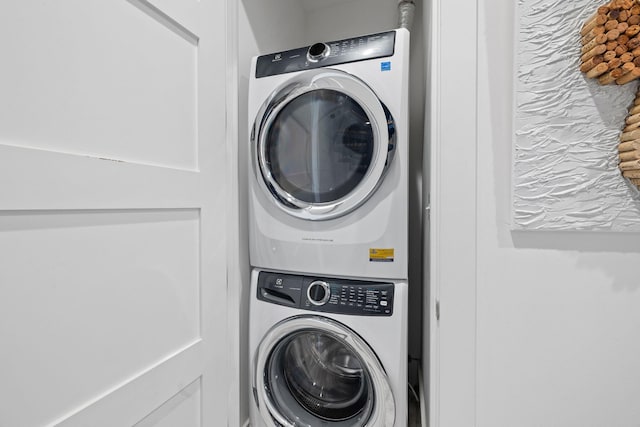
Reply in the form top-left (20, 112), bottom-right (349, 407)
top-left (248, 29), bottom-right (410, 427)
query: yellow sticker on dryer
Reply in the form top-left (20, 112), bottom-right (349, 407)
top-left (369, 248), bottom-right (394, 262)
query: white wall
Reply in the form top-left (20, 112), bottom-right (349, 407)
top-left (477, 1), bottom-right (640, 425)
top-left (432, 0), bottom-right (640, 425)
top-left (304, 0), bottom-right (396, 42)
top-left (426, 0), bottom-right (478, 424)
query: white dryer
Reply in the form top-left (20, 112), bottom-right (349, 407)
top-left (248, 29), bottom-right (410, 280)
top-left (249, 269), bottom-right (408, 427)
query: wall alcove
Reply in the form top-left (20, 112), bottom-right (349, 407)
top-left (235, 0), bottom-right (426, 424)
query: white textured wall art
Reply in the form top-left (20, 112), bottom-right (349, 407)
top-left (514, 0), bottom-right (640, 231)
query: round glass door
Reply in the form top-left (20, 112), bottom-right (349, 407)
top-left (265, 89), bottom-right (374, 205)
top-left (253, 316), bottom-right (395, 427)
top-left (253, 69), bottom-right (396, 221)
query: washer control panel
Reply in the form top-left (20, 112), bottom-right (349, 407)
top-left (255, 30), bottom-right (396, 78)
top-left (257, 271), bottom-right (394, 316)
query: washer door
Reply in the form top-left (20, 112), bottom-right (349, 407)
top-left (253, 316), bottom-right (395, 427)
top-left (252, 69), bottom-right (396, 221)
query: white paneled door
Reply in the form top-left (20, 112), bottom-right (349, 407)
top-left (0, 1), bottom-right (229, 426)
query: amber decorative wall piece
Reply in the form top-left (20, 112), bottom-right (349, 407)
top-left (581, 0), bottom-right (640, 190)
top-left (580, 0), bottom-right (640, 85)
top-left (618, 86), bottom-right (640, 188)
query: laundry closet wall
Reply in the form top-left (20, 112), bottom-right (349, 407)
top-left (237, 0), bottom-right (426, 424)
top-left (429, 0), bottom-right (640, 425)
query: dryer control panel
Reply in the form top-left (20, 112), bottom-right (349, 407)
top-left (255, 30), bottom-right (396, 78)
top-left (257, 271), bottom-right (394, 316)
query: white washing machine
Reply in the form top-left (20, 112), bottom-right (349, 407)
top-left (248, 29), bottom-right (410, 280)
top-left (249, 269), bottom-right (408, 427)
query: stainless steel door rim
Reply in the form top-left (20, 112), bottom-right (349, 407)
top-left (252, 69), bottom-right (396, 221)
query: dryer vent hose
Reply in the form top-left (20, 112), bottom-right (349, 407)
top-left (398, 0), bottom-right (415, 31)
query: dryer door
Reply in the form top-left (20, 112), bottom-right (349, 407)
top-left (252, 69), bottom-right (396, 221)
top-left (252, 315), bottom-right (395, 427)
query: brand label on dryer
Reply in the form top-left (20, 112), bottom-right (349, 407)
top-left (369, 248), bottom-right (394, 262)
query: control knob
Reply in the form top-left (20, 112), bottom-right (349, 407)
top-left (307, 280), bottom-right (331, 306)
top-left (307, 42), bottom-right (330, 62)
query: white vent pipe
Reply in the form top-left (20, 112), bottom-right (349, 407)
top-left (398, 0), bottom-right (416, 31)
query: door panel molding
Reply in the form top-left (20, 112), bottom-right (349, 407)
top-left (134, 378), bottom-right (202, 427)
top-left (0, 1), bottom-right (199, 171)
top-left (54, 340), bottom-right (204, 427)
top-left (144, 0), bottom-right (201, 38)
top-left (0, 144), bottom-right (203, 209)
top-left (127, 0), bottom-right (199, 45)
